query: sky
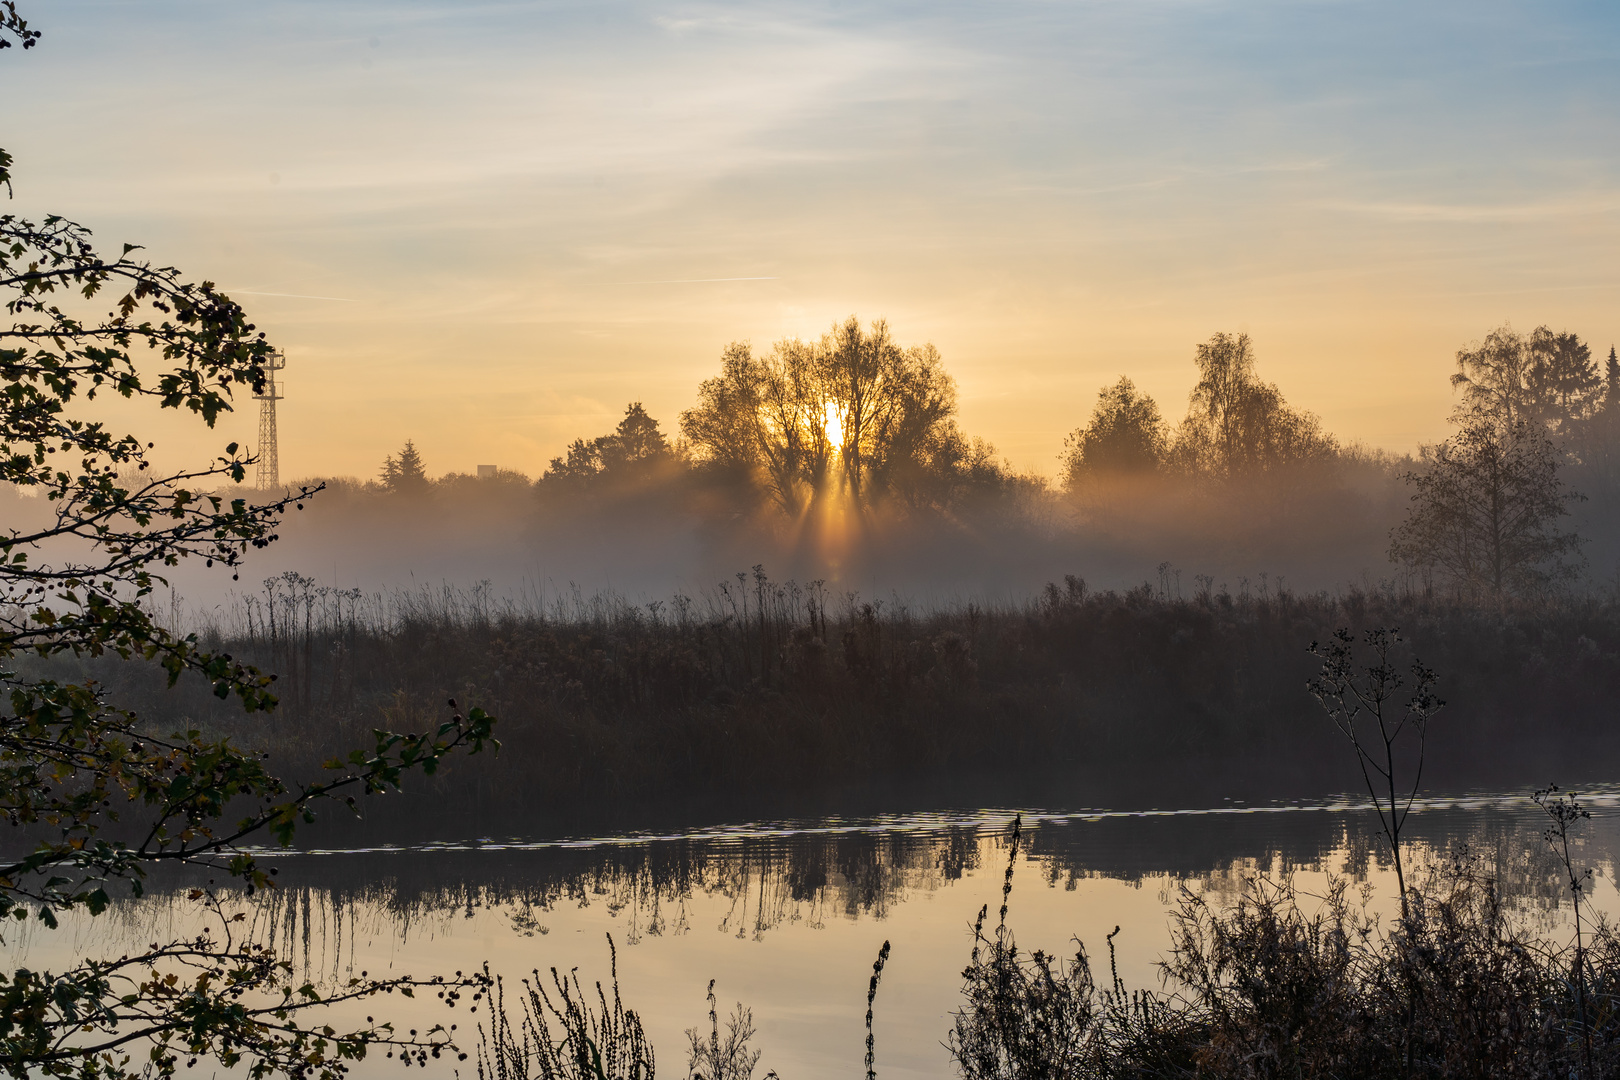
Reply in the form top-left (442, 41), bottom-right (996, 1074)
top-left (4, 0), bottom-right (1618, 481)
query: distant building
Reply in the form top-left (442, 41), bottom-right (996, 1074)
top-left (477, 465), bottom-right (498, 478)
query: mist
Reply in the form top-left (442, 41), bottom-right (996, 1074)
top-left (108, 319), bottom-right (1618, 627)
top-left (10, 3), bottom-right (1620, 1075)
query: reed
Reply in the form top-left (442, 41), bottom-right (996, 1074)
top-left (475, 934), bottom-right (655, 1080)
top-left (36, 570), bottom-right (1620, 823)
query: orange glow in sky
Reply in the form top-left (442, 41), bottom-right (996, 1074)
top-left (4, 2), bottom-right (1616, 481)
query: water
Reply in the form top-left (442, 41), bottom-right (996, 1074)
top-left (8, 787), bottom-right (1620, 1079)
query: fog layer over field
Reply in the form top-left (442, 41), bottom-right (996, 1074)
top-left (10, 318), bottom-right (1611, 617)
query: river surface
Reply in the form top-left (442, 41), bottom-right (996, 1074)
top-left (9, 787), bottom-right (1620, 1079)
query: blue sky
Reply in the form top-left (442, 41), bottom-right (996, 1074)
top-left (4, 0), bottom-right (1617, 477)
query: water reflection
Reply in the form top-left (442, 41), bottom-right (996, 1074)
top-left (7, 791), bottom-right (1619, 1080)
top-left (238, 795), bottom-right (1619, 947)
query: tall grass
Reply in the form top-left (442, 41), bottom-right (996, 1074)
top-left (476, 934), bottom-right (655, 1080)
top-left (46, 570), bottom-right (1620, 820)
top-left (940, 815), bottom-right (1620, 1079)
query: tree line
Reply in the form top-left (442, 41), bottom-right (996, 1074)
top-left (1059, 331), bottom-right (1337, 487)
top-left (356, 317), bottom-right (1619, 601)
top-left (367, 317), bottom-right (1040, 518)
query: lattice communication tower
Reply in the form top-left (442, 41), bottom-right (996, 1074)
top-left (253, 350), bottom-right (286, 490)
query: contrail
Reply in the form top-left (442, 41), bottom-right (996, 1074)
top-left (604, 276), bottom-right (779, 285)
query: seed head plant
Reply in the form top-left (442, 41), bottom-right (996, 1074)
top-left (1308, 628), bottom-right (1444, 915)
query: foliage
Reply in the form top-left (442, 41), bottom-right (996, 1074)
top-left (380, 439), bottom-right (430, 496)
top-left (540, 402), bottom-right (677, 496)
top-left (475, 936), bottom-right (655, 1080)
top-left (82, 570), bottom-right (1620, 824)
top-left (1390, 417), bottom-right (1584, 597)
top-left (1606, 346), bottom-right (1619, 412)
top-left (1534, 784), bottom-right (1597, 1080)
top-left (1, 61), bottom-right (497, 1074)
top-left (435, 466), bottom-right (535, 499)
top-left (1171, 331), bottom-right (1337, 480)
top-left (940, 818), bottom-right (1620, 1080)
top-left (0, 1), bottom-right (39, 54)
top-left (1161, 875), bottom-right (1370, 1077)
top-left (679, 317), bottom-right (990, 516)
top-left (1060, 377), bottom-right (1166, 490)
top-left (1570, 345), bottom-right (1620, 488)
top-left (1452, 323), bottom-right (1600, 434)
top-left (686, 981), bottom-right (773, 1080)
top-left (449, 809), bottom-right (1620, 1080)
top-left (948, 817), bottom-right (1097, 1080)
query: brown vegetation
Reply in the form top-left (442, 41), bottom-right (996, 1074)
top-left (947, 819), bottom-right (1620, 1079)
top-left (49, 573), bottom-right (1620, 830)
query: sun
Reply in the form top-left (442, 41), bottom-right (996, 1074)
top-left (823, 402), bottom-right (845, 448)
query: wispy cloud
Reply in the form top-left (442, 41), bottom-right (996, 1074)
top-left (223, 289), bottom-right (358, 302)
top-left (1321, 198), bottom-right (1620, 223)
top-left (8, 0), bottom-right (1618, 476)
top-left (601, 277), bottom-right (779, 285)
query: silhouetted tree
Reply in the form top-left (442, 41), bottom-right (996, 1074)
top-left (821, 317), bottom-right (956, 504)
top-left (1172, 332), bottom-right (1335, 479)
top-left (680, 317), bottom-right (969, 516)
top-left (380, 438), bottom-right (430, 495)
top-left (886, 426), bottom-right (1036, 514)
top-left (607, 401), bottom-right (670, 468)
top-left (540, 402), bottom-right (678, 495)
top-left (678, 340), bottom-right (804, 512)
top-left (1528, 327), bottom-right (1599, 432)
top-left (1061, 376), bottom-right (1166, 490)
top-left (435, 466), bottom-right (533, 501)
top-left (1389, 418), bottom-right (1583, 598)
top-left (1451, 326), bottom-right (1537, 428)
top-left (1592, 345), bottom-right (1620, 462)
top-left (1566, 345), bottom-right (1620, 567)
top-left (1452, 324), bottom-right (1599, 436)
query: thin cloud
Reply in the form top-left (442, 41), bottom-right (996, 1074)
top-left (602, 276), bottom-right (780, 285)
top-left (1321, 198), bottom-right (1620, 223)
top-left (223, 289), bottom-right (358, 302)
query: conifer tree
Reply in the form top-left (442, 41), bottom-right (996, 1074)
top-left (380, 438), bottom-right (431, 494)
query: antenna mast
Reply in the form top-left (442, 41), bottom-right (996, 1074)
top-left (253, 350), bottom-right (286, 490)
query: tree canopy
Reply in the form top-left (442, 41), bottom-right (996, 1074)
top-left (680, 317), bottom-right (983, 517)
top-left (1173, 331), bottom-right (1337, 480)
top-left (1451, 323), bottom-right (1599, 436)
top-left (1061, 376), bottom-right (1167, 489)
top-left (379, 438), bottom-right (429, 495)
top-left (540, 402), bottom-right (675, 494)
top-left (1389, 418), bottom-right (1583, 598)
